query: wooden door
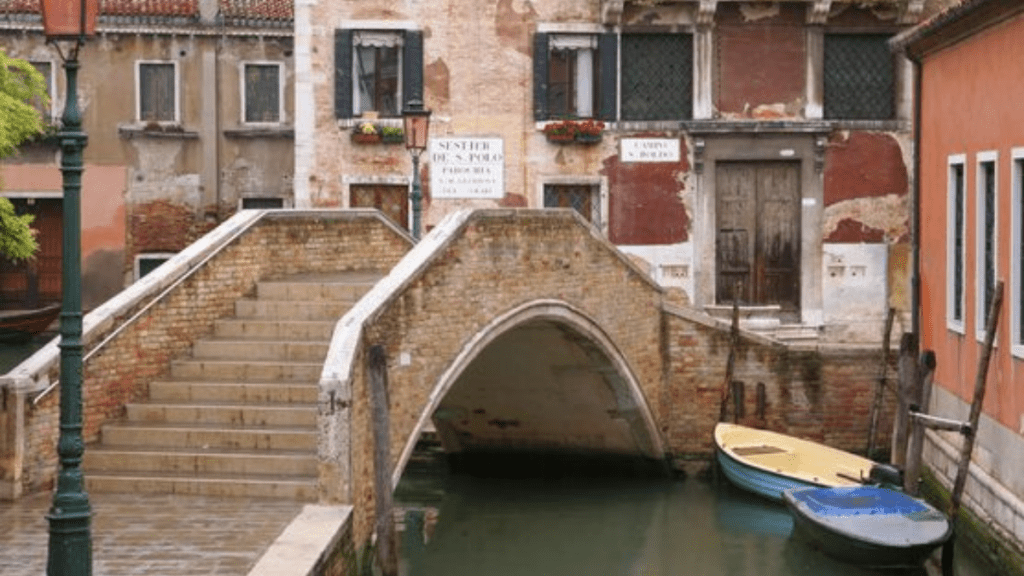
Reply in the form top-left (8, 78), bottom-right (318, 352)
top-left (0, 198), bottom-right (62, 309)
top-left (350, 184), bottom-right (409, 231)
top-left (715, 162), bottom-right (800, 314)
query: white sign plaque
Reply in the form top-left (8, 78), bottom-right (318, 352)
top-left (429, 137), bottom-right (504, 199)
top-left (620, 138), bottom-right (680, 163)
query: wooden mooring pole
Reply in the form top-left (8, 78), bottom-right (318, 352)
top-left (369, 344), bottom-right (398, 576)
top-left (867, 307), bottom-right (895, 459)
top-left (891, 332), bottom-right (919, 469)
top-left (718, 294), bottom-right (741, 423)
top-left (903, 350), bottom-right (935, 495)
top-left (942, 280), bottom-right (1003, 576)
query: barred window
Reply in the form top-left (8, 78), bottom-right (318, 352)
top-left (823, 34), bottom-right (894, 120)
top-left (976, 155), bottom-right (997, 338)
top-left (138, 62), bottom-right (177, 122)
top-left (948, 158), bottom-right (966, 329)
top-left (544, 183), bottom-right (598, 225)
top-left (621, 34), bottom-right (692, 121)
top-left (243, 63), bottom-right (282, 124)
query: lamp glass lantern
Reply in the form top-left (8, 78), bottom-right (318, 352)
top-left (41, 0), bottom-right (99, 40)
top-left (402, 99), bottom-right (432, 153)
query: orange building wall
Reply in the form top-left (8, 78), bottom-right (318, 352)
top-left (918, 14), bottom-right (1024, 433)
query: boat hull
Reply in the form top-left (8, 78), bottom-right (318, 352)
top-left (713, 423), bottom-right (875, 502)
top-left (0, 304), bottom-right (61, 344)
top-left (783, 486), bottom-right (952, 568)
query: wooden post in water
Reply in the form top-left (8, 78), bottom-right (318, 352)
top-left (942, 281), bottom-right (1003, 576)
top-left (368, 344), bottom-right (398, 576)
top-left (867, 307), bottom-right (895, 459)
top-left (718, 294), bottom-right (741, 423)
top-left (903, 350), bottom-right (935, 495)
top-left (891, 332), bottom-right (918, 468)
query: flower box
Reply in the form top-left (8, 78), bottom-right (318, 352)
top-left (575, 132), bottom-right (602, 144)
top-left (546, 132), bottom-right (576, 144)
top-left (352, 132), bottom-right (382, 144)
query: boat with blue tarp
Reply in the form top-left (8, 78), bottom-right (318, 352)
top-left (783, 484), bottom-right (952, 568)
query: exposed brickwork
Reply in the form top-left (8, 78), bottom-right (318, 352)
top-left (15, 212), bottom-right (411, 495)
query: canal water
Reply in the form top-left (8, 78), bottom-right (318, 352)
top-left (394, 448), bottom-right (1000, 576)
top-left (0, 332), bottom-right (54, 373)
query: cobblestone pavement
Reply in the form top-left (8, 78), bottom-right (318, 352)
top-left (0, 491), bottom-right (304, 575)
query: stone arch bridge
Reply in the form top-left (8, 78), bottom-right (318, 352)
top-left (1, 208), bottom-right (892, 549)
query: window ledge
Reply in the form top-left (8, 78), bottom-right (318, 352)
top-left (118, 123), bottom-right (199, 139)
top-left (535, 118), bottom-right (909, 134)
top-left (223, 126), bottom-right (294, 139)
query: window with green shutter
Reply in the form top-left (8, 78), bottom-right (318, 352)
top-left (335, 28), bottom-right (423, 119)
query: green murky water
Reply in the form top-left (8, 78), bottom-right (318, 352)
top-left (394, 450), bottom-right (999, 576)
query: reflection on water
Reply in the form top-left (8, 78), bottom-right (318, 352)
top-left (395, 451), bottom-right (998, 576)
top-left (0, 332), bottom-right (55, 373)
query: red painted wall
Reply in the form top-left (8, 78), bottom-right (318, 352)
top-left (602, 137), bottom-right (690, 245)
top-left (918, 13), bottom-right (1024, 432)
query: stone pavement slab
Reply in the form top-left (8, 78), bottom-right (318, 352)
top-left (0, 491), bottom-right (303, 575)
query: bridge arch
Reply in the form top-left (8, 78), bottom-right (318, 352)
top-left (393, 299), bottom-right (666, 486)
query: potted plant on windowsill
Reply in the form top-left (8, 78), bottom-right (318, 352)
top-left (574, 119), bottom-right (604, 144)
top-left (543, 120), bottom-right (577, 144)
top-left (381, 125), bottom-right (405, 144)
top-left (352, 121), bottom-right (382, 144)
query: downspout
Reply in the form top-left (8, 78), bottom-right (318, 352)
top-left (909, 52), bottom-right (922, 339)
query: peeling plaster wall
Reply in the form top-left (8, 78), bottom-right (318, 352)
top-left (297, 0), bottom-right (933, 343)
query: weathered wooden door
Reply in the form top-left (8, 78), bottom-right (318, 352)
top-left (0, 198), bottom-right (62, 308)
top-left (715, 161), bottom-right (800, 314)
top-left (350, 184), bottom-right (409, 231)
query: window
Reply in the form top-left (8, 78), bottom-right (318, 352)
top-left (823, 34), bottom-right (894, 120)
top-left (533, 32), bottom-right (615, 121)
top-left (28, 61), bottom-right (54, 122)
top-left (620, 34), bottom-right (692, 121)
top-left (1012, 149), bottom-right (1024, 355)
top-left (241, 197), bottom-right (285, 209)
top-left (135, 253), bottom-right (176, 281)
top-left (976, 152), bottom-right (998, 340)
top-left (350, 184), bottom-right (409, 231)
top-left (334, 28), bottom-right (423, 119)
top-left (947, 155), bottom-right (966, 331)
top-left (242, 63), bottom-right (283, 124)
top-left (544, 183), bottom-right (599, 225)
top-left (137, 62), bottom-right (178, 123)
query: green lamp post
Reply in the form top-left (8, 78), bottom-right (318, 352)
top-left (40, 0), bottom-right (98, 574)
top-left (402, 99), bottom-right (431, 240)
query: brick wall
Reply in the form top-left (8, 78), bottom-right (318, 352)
top-left (16, 210), bottom-right (412, 494)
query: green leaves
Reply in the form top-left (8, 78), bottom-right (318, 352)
top-left (0, 197), bottom-right (38, 262)
top-left (0, 49), bottom-right (49, 159)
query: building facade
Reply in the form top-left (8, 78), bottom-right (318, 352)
top-left (0, 0), bottom-right (294, 311)
top-left (294, 0), bottom-right (957, 345)
top-left (896, 0), bottom-right (1024, 560)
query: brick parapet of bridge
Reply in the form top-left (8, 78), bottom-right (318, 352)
top-left (2, 210), bottom-right (412, 497)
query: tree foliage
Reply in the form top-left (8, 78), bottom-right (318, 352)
top-left (0, 49), bottom-right (49, 262)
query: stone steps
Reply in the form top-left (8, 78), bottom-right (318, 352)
top-left (84, 271), bottom-right (381, 501)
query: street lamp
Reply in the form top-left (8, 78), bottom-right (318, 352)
top-left (402, 99), bottom-right (431, 240)
top-left (40, 0), bottom-right (97, 574)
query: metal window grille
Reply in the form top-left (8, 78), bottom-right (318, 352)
top-left (244, 64), bottom-right (280, 123)
top-left (621, 34), bottom-right (692, 121)
top-left (823, 34), bottom-right (894, 120)
top-left (544, 184), bottom-right (596, 224)
top-left (982, 161), bottom-right (996, 317)
top-left (953, 164), bottom-right (965, 322)
top-left (139, 63), bottom-right (176, 122)
top-left (1019, 160), bottom-right (1024, 343)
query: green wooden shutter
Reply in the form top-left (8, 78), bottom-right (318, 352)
top-left (598, 33), bottom-right (617, 121)
top-left (403, 30), bottom-right (424, 107)
top-left (334, 29), bottom-right (353, 119)
top-left (533, 32), bottom-right (549, 121)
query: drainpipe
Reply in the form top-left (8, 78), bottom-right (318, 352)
top-left (909, 53), bottom-right (922, 339)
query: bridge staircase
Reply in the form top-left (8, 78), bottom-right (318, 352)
top-left (82, 271), bottom-right (381, 500)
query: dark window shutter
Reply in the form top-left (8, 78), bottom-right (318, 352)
top-left (334, 29), bottom-right (353, 119)
top-left (598, 33), bottom-right (617, 121)
top-left (533, 32), bottom-right (549, 121)
top-left (402, 30), bottom-right (424, 107)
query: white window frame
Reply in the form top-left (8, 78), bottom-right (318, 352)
top-left (548, 34), bottom-right (597, 119)
top-left (352, 30), bottom-right (403, 118)
top-left (975, 151), bottom-right (999, 342)
top-left (28, 60), bottom-right (58, 124)
top-left (135, 60), bottom-right (180, 124)
top-left (947, 154), bottom-right (967, 333)
top-left (1011, 148), bottom-right (1024, 358)
top-left (240, 61), bottom-right (284, 125)
top-left (538, 175), bottom-right (607, 234)
top-left (134, 252), bottom-right (177, 281)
